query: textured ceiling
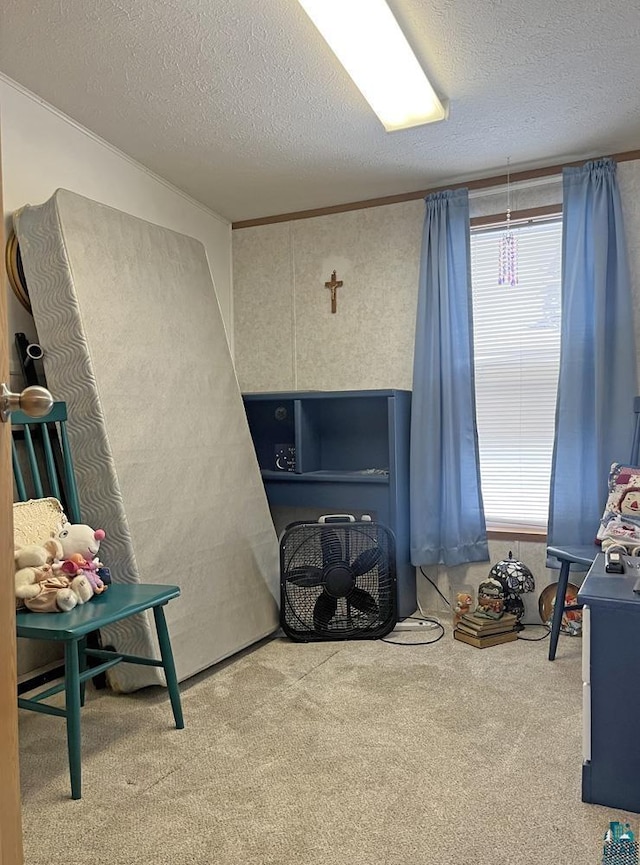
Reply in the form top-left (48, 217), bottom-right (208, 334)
top-left (1, 0), bottom-right (639, 222)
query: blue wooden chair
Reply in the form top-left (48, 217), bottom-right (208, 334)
top-left (546, 397), bottom-right (640, 660)
top-left (12, 401), bottom-right (184, 799)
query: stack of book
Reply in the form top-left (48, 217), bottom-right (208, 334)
top-left (454, 612), bottom-right (518, 648)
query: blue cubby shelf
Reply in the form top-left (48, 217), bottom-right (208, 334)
top-left (242, 389), bottom-right (416, 618)
top-left (261, 470), bottom-right (390, 484)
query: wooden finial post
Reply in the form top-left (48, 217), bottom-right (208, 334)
top-left (324, 270), bottom-right (343, 313)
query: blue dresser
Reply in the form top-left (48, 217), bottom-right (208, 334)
top-left (579, 554), bottom-right (640, 813)
top-left (242, 389), bottom-right (416, 618)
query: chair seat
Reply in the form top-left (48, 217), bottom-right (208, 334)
top-left (16, 583), bottom-right (180, 640)
top-left (547, 544), bottom-right (599, 568)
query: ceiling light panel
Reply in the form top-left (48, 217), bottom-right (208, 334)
top-left (296, 0), bottom-right (446, 131)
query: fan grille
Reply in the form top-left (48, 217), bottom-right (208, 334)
top-left (280, 521), bottom-right (397, 641)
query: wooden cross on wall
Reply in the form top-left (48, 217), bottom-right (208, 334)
top-left (324, 270), bottom-right (343, 314)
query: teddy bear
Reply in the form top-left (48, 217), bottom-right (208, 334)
top-left (14, 539), bottom-right (63, 602)
top-left (453, 590), bottom-right (474, 627)
top-left (14, 539), bottom-right (94, 612)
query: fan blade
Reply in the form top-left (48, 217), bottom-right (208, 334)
top-left (350, 546), bottom-right (383, 577)
top-left (320, 528), bottom-right (342, 569)
top-left (349, 587), bottom-right (379, 618)
top-left (313, 593), bottom-right (338, 630)
top-left (287, 566), bottom-right (324, 587)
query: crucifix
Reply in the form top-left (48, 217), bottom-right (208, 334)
top-left (324, 270), bottom-right (343, 314)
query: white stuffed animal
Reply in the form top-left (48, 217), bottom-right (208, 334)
top-left (14, 539), bottom-right (93, 612)
top-left (54, 524), bottom-right (105, 567)
top-left (14, 540), bottom-right (63, 601)
top-left (24, 572), bottom-right (93, 613)
top-left (53, 523), bottom-right (107, 595)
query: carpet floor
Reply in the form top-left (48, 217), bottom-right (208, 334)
top-left (18, 625), bottom-right (635, 865)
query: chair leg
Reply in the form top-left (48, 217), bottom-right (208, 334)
top-left (153, 605), bottom-right (185, 730)
top-left (86, 628), bottom-right (109, 690)
top-left (548, 560), bottom-right (571, 661)
top-left (64, 640), bottom-right (83, 799)
top-left (79, 636), bottom-right (88, 708)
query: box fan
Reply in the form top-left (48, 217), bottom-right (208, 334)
top-left (279, 515), bottom-right (397, 641)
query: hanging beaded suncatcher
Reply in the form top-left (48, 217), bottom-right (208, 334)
top-left (498, 158), bottom-right (518, 286)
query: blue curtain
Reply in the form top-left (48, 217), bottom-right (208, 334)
top-left (410, 189), bottom-right (489, 566)
top-left (548, 158), bottom-right (638, 548)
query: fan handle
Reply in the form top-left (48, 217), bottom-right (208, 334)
top-left (318, 514), bottom-right (356, 524)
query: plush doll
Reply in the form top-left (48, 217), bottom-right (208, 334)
top-left (84, 569), bottom-right (107, 595)
top-left (54, 524), bottom-right (108, 594)
top-left (61, 554), bottom-right (107, 594)
top-left (55, 524), bottom-right (106, 565)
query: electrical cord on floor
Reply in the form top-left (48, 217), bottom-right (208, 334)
top-left (420, 566), bottom-right (452, 607)
top-left (381, 623), bottom-right (445, 646)
top-left (416, 598), bottom-right (434, 620)
top-left (381, 568), bottom-right (449, 644)
top-left (517, 623), bottom-right (551, 641)
top-left (381, 614), bottom-right (445, 646)
top-left (403, 614), bottom-right (440, 627)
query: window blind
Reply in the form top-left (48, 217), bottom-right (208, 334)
top-left (470, 219), bottom-right (562, 529)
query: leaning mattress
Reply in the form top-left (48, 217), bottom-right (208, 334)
top-left (14, 189), bottom-right (279, 691)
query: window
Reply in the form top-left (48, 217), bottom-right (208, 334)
top-left (470, 218), bottom-right (562, 529)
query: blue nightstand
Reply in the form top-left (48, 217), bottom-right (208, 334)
top-left (579, 553), bottom-right (640, 812)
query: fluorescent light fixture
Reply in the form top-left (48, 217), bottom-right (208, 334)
top-left (296, 0), bottom-right (446, 132)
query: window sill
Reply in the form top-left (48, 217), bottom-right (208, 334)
top-left (487, 527), bottom-right (547, 544)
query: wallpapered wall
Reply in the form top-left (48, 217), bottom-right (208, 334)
top-left (232, 160), bottom-right (640, 619)
top-left (1, 75), bottom-right (233, 389)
